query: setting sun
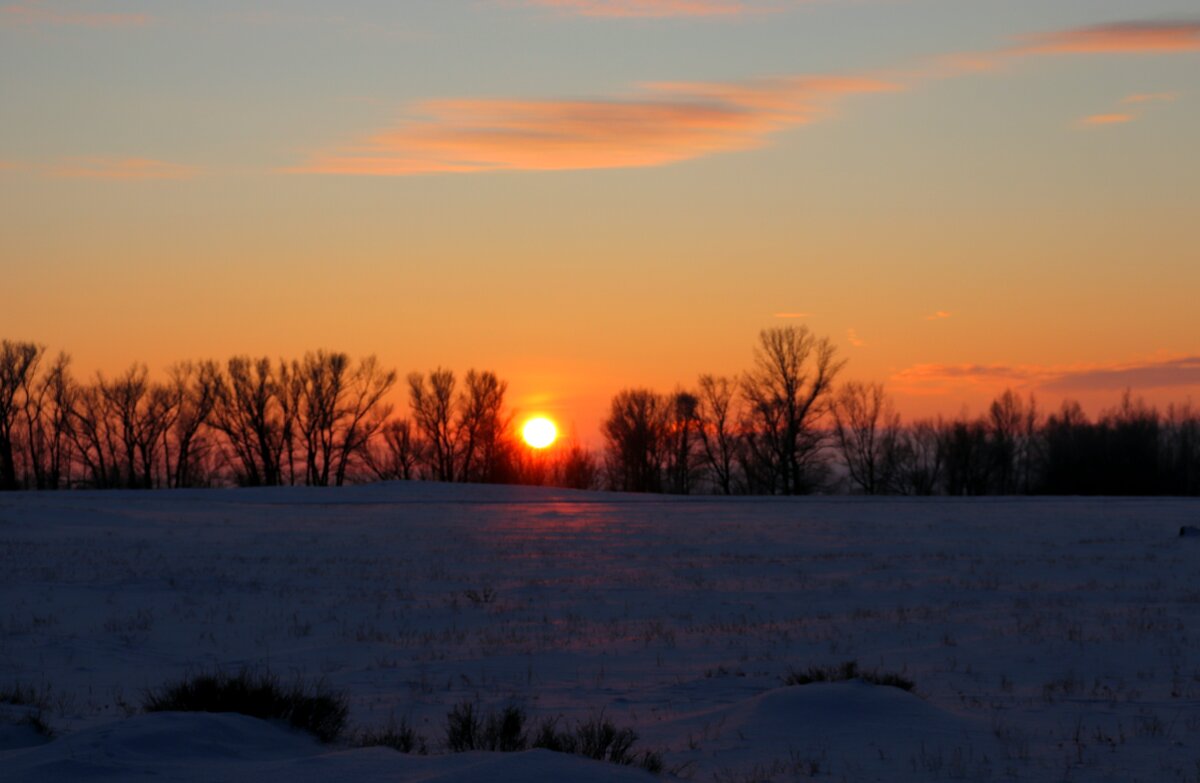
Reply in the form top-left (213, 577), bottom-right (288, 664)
top-left (522, 417), bottom-right (558, 449)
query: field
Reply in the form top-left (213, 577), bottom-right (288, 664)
top-left (2, 484), bottom-right (1199, 781)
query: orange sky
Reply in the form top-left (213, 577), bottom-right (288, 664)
top-left (2, 4), bottom-right (1199, 442)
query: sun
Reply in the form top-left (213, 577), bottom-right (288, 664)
top-left (522, 416), bottom-right (558, 449)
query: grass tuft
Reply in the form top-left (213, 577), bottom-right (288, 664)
top-left (783, 660), bottom-right (915, 692)
top-left (443, 703), bottom-right (662, 773)
top-left (355, 716), bottom-right (426, 754)
top-left (142, 669), bottom-right (348, 743)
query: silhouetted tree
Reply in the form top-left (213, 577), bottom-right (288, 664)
top-left (210, 357), bottom-right (288, 486)
top-left (408, 368), bottom-right (457, 482)
top-left (456, 370), bottom-right (513, 483)
top-left (20, 351), bottom-right (74, 489)
top-left (603, 388), bottom-right (669, 493)
top-left (696, 374), bottom-right (740, 495)
top-left (893, 418), bottom-right (944, 495)
top-left (832, 381), bottom-right (900, 495)
top-left (941, 415), bottom-right (991, 496)
top-left (333, 355), bottom-right (396, 486)
top-left (1162, 402), bottom-right (1200, 495)
top-left (741, 326), bottom-right (844, 494)
top-left (363, 418), bottom-right (421, 481)
top-left (0, 341), bottom-right (43, 490)
top-left (666, 390), bottom-right (702, 494)
top-left (164, 361), bottom-right (220, 488)
top-left (553, 441), bottom-right (600, 490)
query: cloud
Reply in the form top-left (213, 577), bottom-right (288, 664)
top-left (1122, 92), bottom-right (1177, 104)
top-left (891, 363), bottom-right (1039, 394)
top-left (891, 356), bottom-right (1200, 396)
top-left (773, 312), bottom-right (812, 319)
top-left (924, 311), bottom-right (952, 321)
top-left (1, 1), bottom-right (149, 27)
top-left (1081, 113), bottom-right (1135, 126)
top-left (522, 0), bottom-right (753, 17)
top-left (1041, 357), bottom-right (1200, 392)
top-left (1015, 20), bottom-right (1200, 55)
top-left (293, 75), bottom-right (895, 175)
top-left (847, 328), bottom-right (864, 347)
top-left (48, 157), bottom-right (198, 180)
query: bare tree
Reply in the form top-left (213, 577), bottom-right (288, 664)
top-left (293, 351), bottom-right (350, 486)
top-left (0, 341), bottom-right (43, 490)
top-left (832, 381), bottom-right (901, 495)
top-left (21, 351), bottom-right (74, 489)
top-left (408, 368), bottom-right (457, 482)
top-left (210, 357), bottom-right (288, 486)
top-left (741, 326), bottom-right (844, 494)
top-left (666, 390), bottom-right (702, 494)
top-left (456, 369), bottom-right (512, 483)
top-left (363, 418), bottom-right (422, 481)
top-left (602, 388), bottom-right (669, 493)
top-left (164, 361), bottom-right (220, 488)
top-left (332, 355), bottom-right (396, 486)
top-left (987, 389), bottom-right (1040, 494)
top-left (893, 418), bottom-right (944, 495)
top-left (696, 374), bottom-right (740, 495)
top-left (553, 441), bottom-right (600, 490)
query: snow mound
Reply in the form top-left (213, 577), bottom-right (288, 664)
top-left (661, 681), bottom-right (1000, 780)
top-left (0, 712), bottom-right (656, 783)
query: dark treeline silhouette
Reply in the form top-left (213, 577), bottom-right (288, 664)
top-left (3, 333), bottom-right (1198, 495)
top-left (600, 328), bottom-right (1200, 496)
top-left (0, 340), bottom-right (597, 491)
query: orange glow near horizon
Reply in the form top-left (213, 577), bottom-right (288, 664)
top-left (522, 417), bottom-right (559, 449)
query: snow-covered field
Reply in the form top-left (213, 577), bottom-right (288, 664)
top-left (1, 484), bottom-right (1198, 782)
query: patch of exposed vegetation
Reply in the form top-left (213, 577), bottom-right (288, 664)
top-left (142, 669), bottom-right (348, 743)
top-left (783, 660), bottom-right (915, 692)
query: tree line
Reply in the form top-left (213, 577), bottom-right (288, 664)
top-left (598, 328), bottom-right (1200, 496)
top-left (2, 332), bottom-right (1198, 494)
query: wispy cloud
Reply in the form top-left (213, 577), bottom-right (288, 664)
top-left (891, 356), bottom-right (1200, 396)
top-left (1041, 356), bottom-right (1200, 392)
top-left (1, 1), bottom-right (149, 27)
top-left (522, 0), bottom-right (753, 17)
top-left (1122, 92), bottom-right (1177, 104)
top-left (295, 18), bottom-right (1197, 177)
top-left (924, 311), bottom-right (952, 321)
top-left (773, 312), bottom-right (813, 319)
top-left (1081, 113), bottom-right (1135, 126)
top-left (49, 157), bottom-right (198, 180)
top-left (847, 328), bottom-right (864, 347)
top-left (293, 76), bottom-right (894, 175)
top-left (1014, 20), bottom-right (1200, 55)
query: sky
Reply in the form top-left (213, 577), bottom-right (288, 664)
top-left (2, 0), bottom-right (1199, 441)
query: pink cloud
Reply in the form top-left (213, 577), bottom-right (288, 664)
top-left (1122, 92), bottom-right (1177, 104)
top-left (1, 1), bottom-right (148, 27)
top-left (49, 157), bottom-right (198, 180)
top-left (1081, 113), bottom-right (1135, 126)
top-left (891, 356), bottom-right (1200, 396)
top-left (1016, 21), bottom-right (1200, 55)
top-left (293, 76), bottom-right (895, 175)
top-left (524, 0), bottom-right (752, 17)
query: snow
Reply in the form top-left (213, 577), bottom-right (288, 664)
top-left (1, 484), bottom-right (1199, 781)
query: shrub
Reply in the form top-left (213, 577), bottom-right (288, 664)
top-left (446, 702), bottom-right (527, 752)
top-left (533, 714), bottom-right (663, 773)
top-left (142, 669), bottom-right (348, 743)
top-left (783, 660), bottom-right (914, 692)
top-left (1, 682), bottom-right (53, 738)
top-left (444, 704), bottom-right (662, 773)
top-left (355, 717), bottom-right (426, 754)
